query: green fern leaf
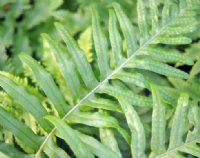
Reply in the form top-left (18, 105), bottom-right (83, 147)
top-left (150, 84), bottom-right (166, 157)
top-left (77, 131), bottom-right (120, 158)
top-left (0, 107), bottom-right (42, 153)
top-left (109, 9), bottom-right (123, 67)
top-left (118, 97), bottom-right (146, 158)
top-left (113, 3), bottom-right (138, 57)
top-left (99, 127), bottom-right (122, 158)
top-left (42, 34), bottom-right (82, 101)
top-left (0, 1), bottom-right (199, 157)
top-left (45, 116), bottom-right (94, 158)
top-left (92, 9), bottom-right (111, 79)
top-left (55, 23), bottom-right (98, 89)
top-left (0, 142), bottom-right (33, 158)
top-left (0, 75), bottom-right (52, 132)
top-left (19, 54), bottom-right (69, 117)
top-left (78, 27), bottom-right (93, 63)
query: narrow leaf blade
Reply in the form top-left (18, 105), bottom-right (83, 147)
top-left (55, 23), bottom-right (98, 89)
top-left (169, 93), bottom-right (189, 149)
top-left (42, 34), bottom-right (82, 100)
top-left (113, 3), bottom-right (138, 56)
top-left (118, 98), bottom-right (146, 158)
top-left (0, 75), bottom-right (52, 131)
top-left (150, 84), bottom-right (166, 156)
top-left (46, 116), bottom-right (94, 158)
top-left (0, 107), bottom-right (42, 152)
top-left (92, 9), bottom-right (110, 79)
top-left (20, 54), bottom-right (69, 117)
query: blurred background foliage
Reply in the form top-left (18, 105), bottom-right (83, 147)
top-left (0, 0), bottom-right (137, 74)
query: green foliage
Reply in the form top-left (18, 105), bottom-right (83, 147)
top-left (0, 0), bottom-right (137, 74)
top-left (0, 0), bottom-right (200, 158)
top-left (0, 0), bottom-right (66, 73)
top-left (78, 27), bottom-right (93, 63)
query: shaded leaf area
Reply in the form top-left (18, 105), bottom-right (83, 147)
top-left (0, 0), bottom-right (199, 158)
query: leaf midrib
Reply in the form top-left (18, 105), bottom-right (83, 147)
top-left (156, 137), bottom-right (200, 158)
top-left (35, 5), bottom-right (191, 158)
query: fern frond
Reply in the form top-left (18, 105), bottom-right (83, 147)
top-left (99, 110), bottom-right (122, 158)
top-left (0, 141), bottom-right (33, 158)
top-left (150, 84), bottom-right (166, 157)
top-left (78, 27), bottom-right (94, 63)
top-left (0, 0), bottom-right (199, 157)
top-left (0, 91), bottom-right (13, 108)
top-left (43, 137), bottom-right (71, 158)
top-left (92, 9), bottom-right (111, 79)
top-left (0, 107), bottom-right (42, 153)
top-left (35, 1), bottom-right (200, 157)
top-left (0, 71), bottom-right (44, 100)
top-left (42, 45), bottom-right (74, 105)
top-left (118, 97), bottom-right (146, 158)
top-left (82, 98), bottom-right (123, 113)
top-left (155, 93), bottom-right (200, 158)
top-left (55, 23), bottom-right (98, 89)
top-left (0, 75), bottom-right (52, 131)
top-left (109, 9), bottom-right (123, 67)
top-left (19, 54), bottom-right (69, 117)
top-left (42, 34), bottom-right (82, 102)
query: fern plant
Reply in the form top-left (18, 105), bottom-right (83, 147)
top-left (0, 0), bottom-right (200, 158)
